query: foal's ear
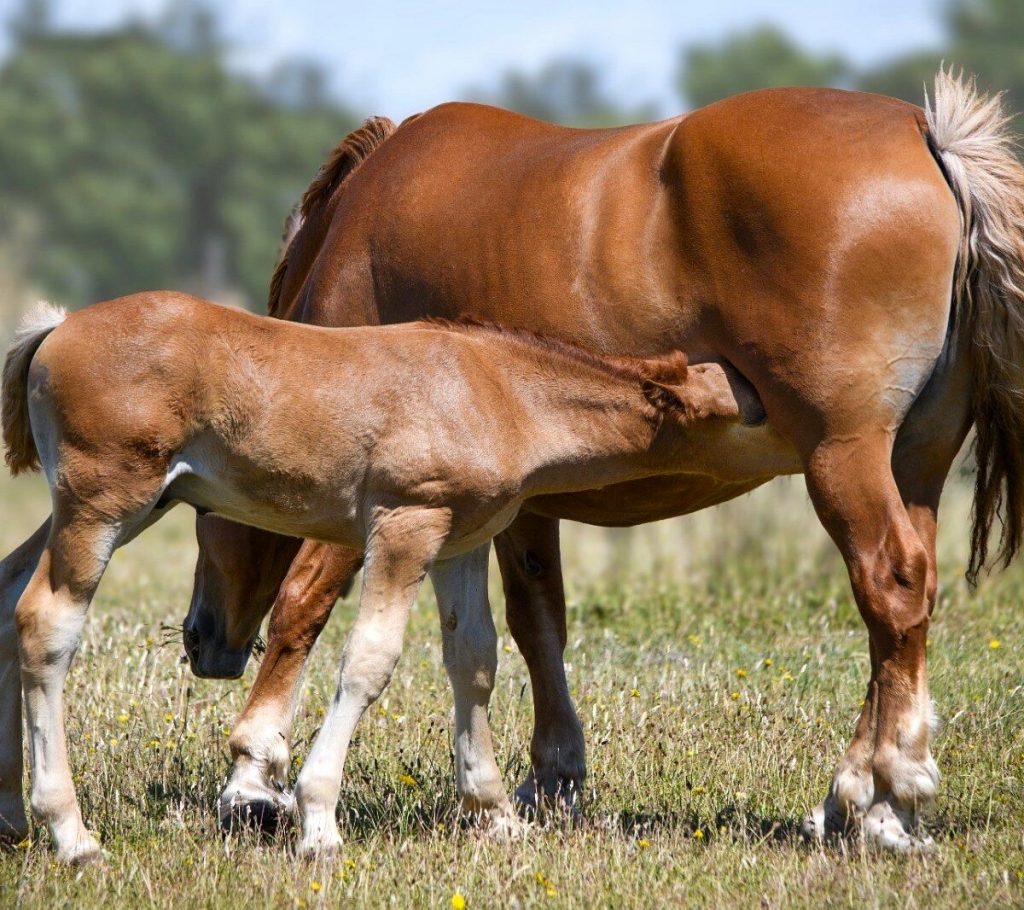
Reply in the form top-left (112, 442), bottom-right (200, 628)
top-left (643, 363), bottom-right (743, 423)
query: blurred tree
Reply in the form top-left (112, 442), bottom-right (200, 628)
top-left (678, 25), bottom-right (848, 109)
top-left (466, 58), bottom-right (656, 127)
top-left (0, 0), bottom-right (356, 308)
top-left (860, 0), bottom-right (1024, 110)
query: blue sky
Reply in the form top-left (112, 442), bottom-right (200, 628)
top-left (0, 0), bottom-right (945, 117)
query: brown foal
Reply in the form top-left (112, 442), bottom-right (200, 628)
top-left (0, 294), bottom-right (776, 861)
top-left (196, 70), bottom-right (1024, 851)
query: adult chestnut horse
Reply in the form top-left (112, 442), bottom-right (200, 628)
top-left (196, 72), bottom-right (1024, 850)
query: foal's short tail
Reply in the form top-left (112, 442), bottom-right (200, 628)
top-left (2, 301), bottom-right (66, 475)
top-left (926, 69), bottom-right (1024, 582)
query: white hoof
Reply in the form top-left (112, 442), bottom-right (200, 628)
top-left (477, 807), bottom-right (526, 841)
top-left (296, 826), bottom-right (343, 859)
top-left (862, 800), bottom-right (934, 853)
top-left (296, 802), bottom-right (343, 859)
top-left (55, 830), bottom-right (103, 865)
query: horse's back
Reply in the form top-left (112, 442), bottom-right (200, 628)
top-left (302, 87), bottom-right (963, 467)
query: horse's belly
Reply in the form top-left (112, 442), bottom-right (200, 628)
top-left (524, 473), bottom-right (766, 526)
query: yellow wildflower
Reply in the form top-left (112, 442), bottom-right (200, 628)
top-left (630, 688), bottom-right (641, 698)
top-left (399, 773), bottom-right (417, 787)
top-left (736, 668), bottom-right (747, 679)
top-left (451, 894), bottom-right (466, 910)
top-left (763, 658), bottom-right (773, 668)
top-left (638, 838), bottom-right (651, 849)
top-left (693, 829), bottom-right (704, 840)
top-left (730, 691), bottom-right (740, 701)
top-left (310, 881), bottom-right (322, 894)
top-left (989, 638), bottom-right (1001, 650)
top-left (164, 713), bottom-right (174, 723)
top-left (117, 713), bottom-right (129, 724)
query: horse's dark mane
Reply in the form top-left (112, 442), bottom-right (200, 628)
top-left (268, 115), bottom-right (397, 317)
top-left (420, 316), bottom-right (688, 388)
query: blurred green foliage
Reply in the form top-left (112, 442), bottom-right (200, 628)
top-left (465, 59), bottom-right (658, 127)
top-left (0, 1), bottom-right (356, 307)
top-left (1, 0), bottom-right (1023, 311)
top-left (678, 0), bottom-right (1024, 112)
top-left (678, 25), bottom-right (849, 110)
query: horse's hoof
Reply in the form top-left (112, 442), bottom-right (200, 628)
top-left (219, 786), bottom-right (294, 836)
top-left (513, 777), bottom-right (581, 824)
top-left (862, 800), bottom-right (934, 853)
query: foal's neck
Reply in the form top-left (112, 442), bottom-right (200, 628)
top-left (522, 367), bottom-right (667, 495)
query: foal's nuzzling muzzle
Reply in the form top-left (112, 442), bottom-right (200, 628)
top-left (183, 514), bottom-right (300, 680)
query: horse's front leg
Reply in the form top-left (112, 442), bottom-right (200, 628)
top-left (293, 508), bottom-right (449, 857)
top-left (494, 514), bottom-right (585, 814)
top-left (220, 541), bottom-right (362, 832)
top-left (431, 544), bottom-right (520, 835)
top-left (0, 518), bottom-right (51, 845)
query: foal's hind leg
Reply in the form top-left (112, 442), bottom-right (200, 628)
top-left (0, 519), bottom-right (50, 844)
top-left (803, 437), bottom-right (939, 850)
top-left (431, 544), bottom-right (520, 836)
top-left (17, 512), bottom-right (117, 863)
top-left (293, 507), bottom-right (449, 857)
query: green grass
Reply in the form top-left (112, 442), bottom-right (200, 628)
top-left (1, 468), bottom-right (1023, 908)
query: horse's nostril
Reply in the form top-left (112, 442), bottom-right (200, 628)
top-left (183, 626), bottom-right (200, 659)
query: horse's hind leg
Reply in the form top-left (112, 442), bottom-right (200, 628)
top-left (802, 344), bottom-right (971, 843)
top-left (431, 544), bottom-right (519, 835)
top-left (0, 518), bottom-right (51, 844)
top-left (17, 510), bottom-right (117, 863)
top-left (803, 435), bottom-right (940, 850)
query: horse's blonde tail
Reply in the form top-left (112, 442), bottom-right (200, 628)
top-left (926, 68), bottom-right (1024, 582)
top-left (2, 302), bottom-right (66, 475)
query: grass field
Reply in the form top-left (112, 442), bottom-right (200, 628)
top-left (1, 464), bottom-right (1023, 908)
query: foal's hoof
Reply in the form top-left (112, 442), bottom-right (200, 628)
top-left (219, 785), bottom-right (294, 836)
top-left (476, 809), bottom-right (526, 841)
top-left (295, 828), bottom-right (344, 860)
top-left (862, 800), bottom-right (934, 854)
top-left (55, 832), bottom-right (104, 866)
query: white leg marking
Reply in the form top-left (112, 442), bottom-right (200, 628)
top-left (431, 545), bottom-right (519, 835)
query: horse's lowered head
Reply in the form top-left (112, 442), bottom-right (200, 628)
top-left (183, 515), bottom-right (301, 678)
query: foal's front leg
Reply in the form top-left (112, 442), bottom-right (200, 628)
top-left (293, 508), bottom-right (449, 857)
top-left (0, 519), bottom-right (50, 844)
top-left (430, 545), bottom-right (520, 835)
